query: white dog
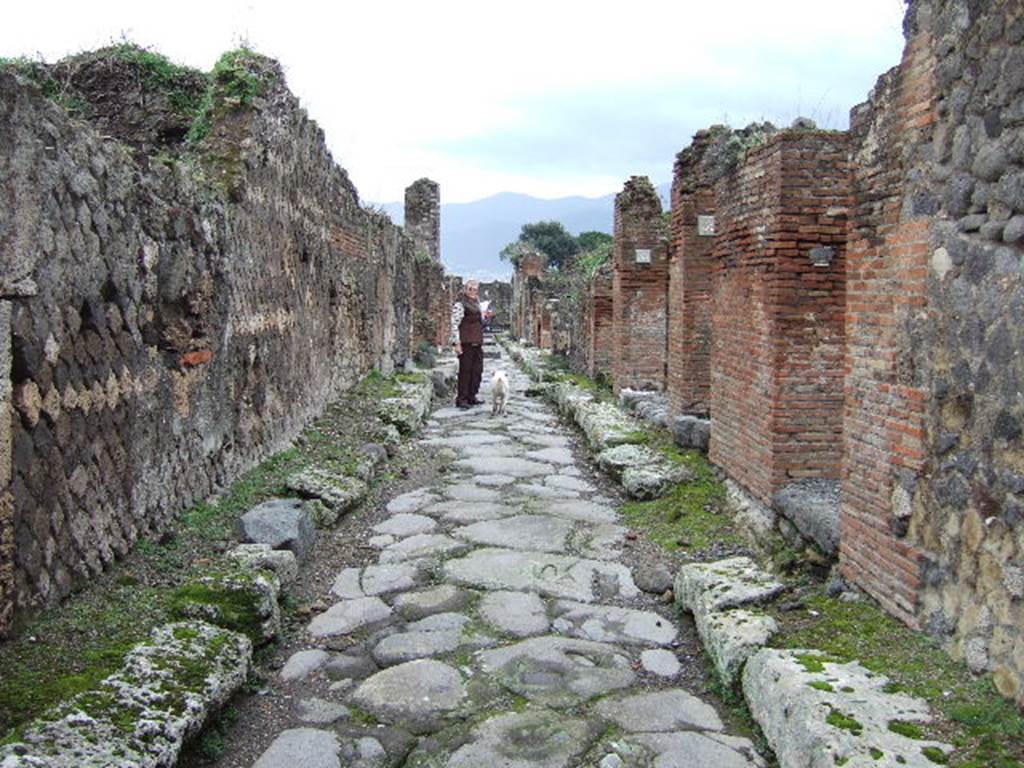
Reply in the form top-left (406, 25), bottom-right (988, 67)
top-left (491, 370), bottom-right (509, 416)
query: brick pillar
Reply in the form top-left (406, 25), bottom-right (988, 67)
top-left (668, 130), bottom-right (724, 417)
top-left (840, 27), bottom-right (937, 626)
top-left (709, 131), bottom-right (849, 505)
top-left (611, 176), bottom-right (669, 391)
top-left (587, 266), bottom-right (613, 380)
top-left (404, 178), bottom-right (440, 263)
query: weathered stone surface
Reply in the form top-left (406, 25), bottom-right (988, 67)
top-left (474, 473), bottom-right (517, 486)
top-left (531, 499), bottom-right (618, 524)
top-left (479, 590), bottom-right (550, 637)
top-left (525, 447), bottom-right (575, 465)
top-left (551, 600), bottom-right (677, 646)
top-left (239, 499), bottom-right (317, 562)
top-left (544, 474), bottom-right (596, 493)
top-left (633, 564), bottom-right (673, 594)
top-left (173, 567), bottom-right (281, 645)
top-left (640, 649), bottom-right (682, 678)
top-left (478, 635), bottom-right (635, 707)
top-left (622, 467), bottom-right (674, 500)
top-left (371, 613), bottom-right (492, 666)
top-left (743, 649), bottom-right (951, 768)
top-left (674, 557), bottom-right (787, 615)
top-left (623, 732), bottom-right (765, 768)
top-left (672, 415), bottom-right (712, 451)
top-left (350, 659), bottom-right (466, 734)
top-left (280, 649), bottom-right (330, 682)
top-left (447, 710), bottom-right (602, 768)
top-left (308, 598), bottom-right (393, 638)
top-left (252, 728), bottom-right (341, 768)
top-left (772, 480), bottom-right (840, 556)
top-left (393, 585), bottom-right (470, 620)
top-left (331, 568), bottom-right (364, 599)
top-left (288, 469), bottom-right (368, 519)
top-left (226, 543), bottom-right (299, 588)
top-left (594, 689), bottom-right (724, 732)
top-left (453, 515), bottom-right (573, 553)
top-left (443, 483), bottom-right (502, 502)
top-left (0, 621), bottom-right (251, 768)
top-left (453, 456), bottom-right (554, 478)
top-left (386, 489), bottom-right (440, 515)
top-left (296, 698), bottom-right (350, 725)
top-left (360, 563), bottom-right (426, 596)
top-left (378, 533), bottom-right (470, 564)
top-left (372, 513), bottom-right (437, 538)
top-left (426, 500), bottom-right (513, 522)
top-left (515, 483), bottom-right (580, 500)
top-left (378, 379), bottom-right (433, 435)
top-left (324, 652), bottom-right (378, 681)
top-left (444, 548), bottom-right (638, 602)
top-left (699, 609), bottom-right (778, 687)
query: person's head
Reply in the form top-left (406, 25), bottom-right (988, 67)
top-left (465, 280), bottom-right (480, 298)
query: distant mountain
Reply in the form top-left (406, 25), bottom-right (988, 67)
top-left (376, 183), bottom-right (670, 281)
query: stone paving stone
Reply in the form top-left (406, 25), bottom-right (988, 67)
top-left (372, 513), bottom-right (437, 537)
top-left (367, 534), bottom-right (394, 548)
top-left (478, 635), bottom-right (636, 707)
top-left (452, 515), bottom-right (574, 553)
top-left (447, 710), bottom-right (602, 768)
top-left (550, 600), bottom-right (677, 646)
top-left (479, 590), bottom-right (551, 637)
top-left (296, 697), bottom-right (350, 725)
top-left (371, 612), bottom-right (495, 666)
top-left (360, 563), bottom-right (426, 596)
top-left (443, 548), bottom-right (638, 602)
top-left (331, 568), bottom-right (364, 599)
top-left (392, 585), bottom-right (470, 621)
top-left (625, 732), bottom-right (766, 768)
top-left (454, 456), bottom-right (554, 477)
top-left (377, 533), bottom-right (470, 564)
top-left (386, 488), bottom-right (439, 515)
top-left (252, 728), bottom-right (341, 768)
top-left (474, 473), bottom-right (517, 486)
top-left (279, 649), bottom-right (330, 681)
top-left (544, 474), bottom-right (597, 493)
top-left (594, 689), bottom-right (724, 732)
top-left (514, 483), bottom-right (580, 500)
top-left (425, 500), bottom-right (514, 522)
top-left (640, 649), bottom-right (682, 677)
top-left (530, 499), bottom-right (619, 524)
top-left (443, 483), bottom-right (502, 502)
top-left (308, 597), bottom-right (393, 638)
top-left (574, 523), bottom-right (628, 561)
top-left (524, 446), bottom-right (575, 465)
top-left (350, 659), bottom-right (466, 734)
top-left (422, 433), bottom-right (512, 447)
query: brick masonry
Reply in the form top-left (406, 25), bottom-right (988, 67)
top-left (0, 57), bottom-right (446, 632)
top-left (587, 265), bottom-right (613, 380)
top-left (708, 131), bottom-right (849, 505)
top-left (612, 176), bottom-right (670, 391)
top-left (404, 178), bottom-right (441, 263)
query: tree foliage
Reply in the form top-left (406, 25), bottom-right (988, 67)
top-left (576, 231), bottom-right (612, 252)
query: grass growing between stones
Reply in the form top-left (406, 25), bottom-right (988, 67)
top-left (770, 590), bottom-right (1024, 768)
top-left (0, 369), bottom-right (413, 738)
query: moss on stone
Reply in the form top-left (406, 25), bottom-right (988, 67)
top-left (826, 709), bottom-right (864, 736)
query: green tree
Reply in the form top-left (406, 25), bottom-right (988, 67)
top-left (576, 231), bottom-right (612, 252)
top-left (519, 221), bottom-right (579, 270)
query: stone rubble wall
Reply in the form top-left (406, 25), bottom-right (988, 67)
top-left (404, 178), bottom-right (440, 264)
top-left (0, 56), bottom-right (446, 633)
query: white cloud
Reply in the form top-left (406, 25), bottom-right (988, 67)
top-left (3, 0), bottom-right (906, 202)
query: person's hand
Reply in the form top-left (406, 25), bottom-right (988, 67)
top-left (454, 342), bottom-right (462, 356)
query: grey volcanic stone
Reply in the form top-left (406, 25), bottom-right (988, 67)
top-left (372, 513), bottom-right (436, 537)
top-left (515, 483), bottom-right (580, 500)
top-left (674, 557), bottom-right (786, 614)
top-left (378, 533), bottom-right (470, 564)
top-left (393, 585), bottom-right (469, 620)
top-left (444, 548), bottom-right (638, 602)
top-left (532, 499), bottom-right (618, 524)
top-left (544, 475), bottom-right (596, 493)
top-left (444, 483), bottom-right (502, 502)
top-left (386, 488), bottom-right (439, 514)
top-left (551, 600), bottom-right (677, 646)
top-left (743, 649), bottom-right (951, 768)
top-left (478, 635), bottom-right (635, 707)
top-left (594, 689), bottom-right (724, 732)
top-left (288, 468), bottom-right (368, 518)
top-left (296, 698), bottom-right (350, 725)
top-left (360, 563), bottom-right (426, 596)
top-left (448, 710), bottom-right (602, 768)
top-left (525, 447), bottom-right (575, 465)
top-left (625, 732), bottom-right (765, 768)
top-left (370, 613), bottom-right (492, 666)
top-left (454, 456), bottom-right (554, 477)
top-left (700, 609), bottom-right (778, 687)
top-left (324, 653), bottom-right (378, 681)
top-left (226, 543), bottom-right (299, 588)
top-left (633, 564), bottom-right (673, 594)
top-left (279, 649), bottom-right (330, 682)
top-left (331, 568), bottom-right (364, 599)
top-left (239, 498), bottom-right (317, 562)
top-left (350, 659), bottom-right (466, 734)
top-left (307, 598), bottom-right (393, 638)
top-left (453, 515), bottom-right (573, 552)
top-left (479, 590), bottom-right (550, 637)
top-left (772, 479), bottom-right (840, 556)
top-left (252, 728), bottom-right (341, 768)
top-left (475, 473), bottom-right (517, 486)
top-left (640, 649), bottom-right (681, 677)
top-left (427, 500), bottom-right (513, 522)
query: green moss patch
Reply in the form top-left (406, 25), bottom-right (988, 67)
top-left (771, 591), bottom-right (1024, 767)
top-left (827, 709), bottom-right (864, 736)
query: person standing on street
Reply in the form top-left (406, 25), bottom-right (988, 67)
top-left (451, 280), bottom-right (484, 408)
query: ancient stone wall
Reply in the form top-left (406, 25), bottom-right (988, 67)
top-left (709, 131), bottom-right (849, 505)
top-left (841, 0), bottom-right (1024, 703)
top-left (611, 177), bottom-right (669, 391)
top-left (586, 266), bottom-right (613, 381)
top-left (511, 249), bottom-right (548, 344)
top-left (404, 178), bottom-right (440, 263)
top-left (0, 55), bottom-right (428, 630)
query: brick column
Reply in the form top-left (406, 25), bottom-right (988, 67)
top-left (709, 131), bottom-right (849, 505)
top-left (611, 176), bottom-right (669, 391)
top-left (587, 266), bottom-right (613, 380)
top-left (668, 130), bottom-right (724, 417)
top-left (404, 178), bottom-right (440, 263)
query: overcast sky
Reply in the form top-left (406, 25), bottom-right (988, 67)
top-left (3, 1), bottom-right (907, 204)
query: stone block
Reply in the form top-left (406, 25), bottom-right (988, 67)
top-left (239, 498), bottom-right (317, 560)
top-left (172, 565), bottom-right (281, 645)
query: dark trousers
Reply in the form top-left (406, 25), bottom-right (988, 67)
top-left (457, 343), bottom-right (483, 405)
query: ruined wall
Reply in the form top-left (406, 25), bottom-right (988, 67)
top-left (587, 266), bottom-right (613, 381)
top-left (413, 260), bottom-right (448, 348)
top-left (511, 249), bottom-right (547, 344)
top-left (404, 178), bottom-right (440, 263)
top-left (842, 0), bottom-right (1024, 703)
top-left (667, 130), bottom-right (723, 418)
top-left (709, 131), bottom-right (849, 505)
top-left (611, 177), bottom-right (669, 391)
top-left (0, 56), bottom-right (422, 629)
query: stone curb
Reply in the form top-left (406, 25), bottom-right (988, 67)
top-left (377, 377), bottom-right (434, 435)
top-left (0, 621), bottom-right (252, 768)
